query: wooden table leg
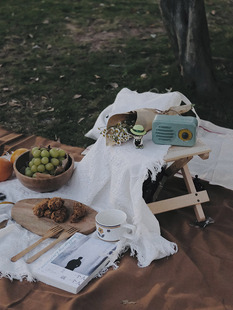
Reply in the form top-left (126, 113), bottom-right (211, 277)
top-left (148, 161), bottom-right (209, 222)
top-left (181, 164), bottom-right (207, 222)
top-left (152, 157), bottom-right (193, 201)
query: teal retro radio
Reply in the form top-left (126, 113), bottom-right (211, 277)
top-left (152, 114), bottom-right (198, 146)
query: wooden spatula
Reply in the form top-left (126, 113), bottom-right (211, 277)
top-left (11, 225), bottom-right (64, 262)
top-left (26, 227), bottom-right (79, 264)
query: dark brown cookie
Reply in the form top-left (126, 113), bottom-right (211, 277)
top-left (33, 198), bottom-right (50, 217)
top-left (43, 209), bottom-right (53, 219)
top-left (48, 197), bottom-right (64, 211)
top-left (70, 202), bottom-right (88, 223)
top-left (51, 206), bottom-right (68, 223)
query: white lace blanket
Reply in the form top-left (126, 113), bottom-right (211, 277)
top-left (0, 133), bottom-right (177, 281)
top-left (1, 89), bottom-right (193, 281)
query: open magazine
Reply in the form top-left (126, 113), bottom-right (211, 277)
top-left (33, 233), bottom-right (117, 294)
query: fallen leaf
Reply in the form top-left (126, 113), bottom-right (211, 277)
top-left (73, 94), bottom-right (82, 99)
top-left (8, 100), bottom-right (21, 107)
top-left (94, 74), bottom-right (101, 79)
top-left (0, 102), bottom-right (7, 107)
top-left (29, 77), bottom-right (39, 83)
top-left (121, 300), bottom-right (137, 305)
top-left (20, 39), bottom-right (26, 46)
top-left (47, 107), bottom-right (54, 112)
top-left (78, 117), bottom-right (84, 123)
top-left (33, 107), bottom-right (54, 115)
top-left (109, 82), bottom-right (118, 89)
top-left (45, 66), bottom-right (53, 71)
top-left (32, 45), bottom-right (41, 49)
top-left (140, 73), bottom-right (147, 79)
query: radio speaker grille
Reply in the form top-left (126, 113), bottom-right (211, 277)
top-left (153, 125), bottom-right (174, 142)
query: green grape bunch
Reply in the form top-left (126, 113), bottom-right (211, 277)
top-left (24, 146), bottom-right (68, 178)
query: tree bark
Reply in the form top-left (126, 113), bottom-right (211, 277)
top-left (159, 0), bottom-right (218, 97)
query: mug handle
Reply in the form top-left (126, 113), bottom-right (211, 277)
top-left (122, 223), bottom-right (136, 240)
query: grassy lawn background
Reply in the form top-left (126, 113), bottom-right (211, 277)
top-left (0, 0), bottom-right (232, 147)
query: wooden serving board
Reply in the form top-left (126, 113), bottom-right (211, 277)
top-left (11, 198), bottom-right (97, 237)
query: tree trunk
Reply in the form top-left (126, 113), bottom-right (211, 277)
top-left (159, 0), bottom-right (218, 97)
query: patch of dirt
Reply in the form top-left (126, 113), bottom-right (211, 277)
top-left (66, 20), bottom-right (165, 51)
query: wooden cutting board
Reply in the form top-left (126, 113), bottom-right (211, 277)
top-left (11, 198), bottom-right (97, 236)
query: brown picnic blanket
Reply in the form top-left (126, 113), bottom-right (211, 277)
top-left (0, 127), bottom-right (232, 310)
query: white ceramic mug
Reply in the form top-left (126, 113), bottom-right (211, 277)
top-left (95, 209), bottom-right (136, 242)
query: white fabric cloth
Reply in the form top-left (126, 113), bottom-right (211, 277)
top-left (188, 119), bottom-right (233, 190)
top-left (1, 88), bottom-right (194, 281)
top-left (0, 134), bottom-right (177, 281)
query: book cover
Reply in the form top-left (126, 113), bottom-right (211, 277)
top-left (33, 233), bottom-right (117, 294)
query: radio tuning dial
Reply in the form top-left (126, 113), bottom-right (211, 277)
top-left (182, 132), bottom-right (189, 139)
top-left (178, 129), bottom-right (193, 141)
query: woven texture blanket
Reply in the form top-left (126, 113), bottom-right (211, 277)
top-left (0, 88), bottom-right (196, 281)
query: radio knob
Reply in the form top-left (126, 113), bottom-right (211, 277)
top-left (182, 132), bottom-right (189, 140)
top-left (178, 129), bottom-right (193, 141)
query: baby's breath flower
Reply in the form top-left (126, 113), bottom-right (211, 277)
top-left (100, 122), bottom-right (131, 145)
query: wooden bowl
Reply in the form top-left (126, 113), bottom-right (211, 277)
top-left (14, 151), bottom-right (74, 193)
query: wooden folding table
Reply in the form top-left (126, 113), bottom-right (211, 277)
top-left (148, 140), bottom-right (211, 222)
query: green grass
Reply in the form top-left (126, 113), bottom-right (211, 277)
top-left (0, 0), bottom-right (232, 147)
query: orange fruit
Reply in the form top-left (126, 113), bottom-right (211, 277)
top-left (10, 148), bottom-right (28, 164)
top-left (0, 157), bottom-right (13, 182)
